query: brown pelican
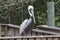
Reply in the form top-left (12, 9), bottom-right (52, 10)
top-left (20, 5), bottom-right (36, 36)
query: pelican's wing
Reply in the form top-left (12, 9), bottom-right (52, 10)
top-left (23, 18), bottom-right (34, 34)
top-left (19, 19), bottom-right (28, 35)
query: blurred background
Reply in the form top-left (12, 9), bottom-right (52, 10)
top-left (0, 0), bottom-right (60, 27)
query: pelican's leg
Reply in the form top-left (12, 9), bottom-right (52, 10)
top-left (20, 30), bottom-right (26, 36)
top-left (23, 31), bottom-right (27, 36)
top-left (22, 30), bottom-right (30, 36)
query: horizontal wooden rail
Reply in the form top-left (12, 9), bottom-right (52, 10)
top-left (37, 25), bottom-right (60, 31)
top-left (0, 24), bottom-right (20, 28)
top-left (0, 35), bottom-right (60, 39)
top-left (32, 29), bottom-right (60, 35)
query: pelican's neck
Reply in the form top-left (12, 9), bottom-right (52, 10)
top-left (28, 5), bottom-right (36, 23)
top-left (28, 9), bottom-right (33, 19)
top-left (30, 16), bottom-right (33, 19)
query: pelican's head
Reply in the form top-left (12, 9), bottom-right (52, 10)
top-left (28, 5), bottom-right (36, 23)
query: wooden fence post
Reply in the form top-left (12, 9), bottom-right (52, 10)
top-left (0, 25), bottom-right (1, 37)
top-left (47, 2), bottom-right (55, 27)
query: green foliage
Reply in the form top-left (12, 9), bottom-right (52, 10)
top-left (33, 0), bottom-right (47, 25)
top-left (0, 0), bottom-right (60, 27)
top-left (0, 0), bottom-right (22, 25)
top-left (55, 0), bottom-right (60, 26)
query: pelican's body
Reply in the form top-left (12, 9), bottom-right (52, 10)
top-left (20, 5), bottom-right (35, 36)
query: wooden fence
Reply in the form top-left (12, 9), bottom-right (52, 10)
top-left (0, 35), bottom-right (60, 40)
top-left (0, 24), bottom-right (55, 37)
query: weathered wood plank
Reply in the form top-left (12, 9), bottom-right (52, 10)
top-left (8, 28), bottom-right (14, 36)
top-left (47, 2), bottom-right (55, 26)
top-left (36, 38), bottom-right (42, 40)
top-left (9, 39), bottom-right (14, 40)
top-left (29, 38), bottom-right (34, 40)
top-left (0, 25), bottom-right (1, 37)
top-left (17, 39), bottom-right (21, 40)
top-left (14, 28), bottom-right (19, 36)
top-left (1, 27), bottom-right (5, 36)
top-left (32, 29), bottom-right (60, 35)
top-left (23, 38), bottom-right (28, 40)
top-left (5, 26), bottom-right (8, 36)
top-left (53, 38), bottom-right (58, 40)
top-left (48, 38), bottom-right (52, 40)
top-left (36, 33), bottom-right (44, 36)
top-left (42, 38), bottom-right (46, 40)
top-left (31, 32), bottom-right (36, 36)
top-left (0, 35), bottom-right (60, 39)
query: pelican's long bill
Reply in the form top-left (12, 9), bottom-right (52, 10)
top-left (32, 11), bottom-right (36, 24)
top-left (28, 5), bottom-right (36, 24)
